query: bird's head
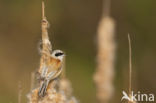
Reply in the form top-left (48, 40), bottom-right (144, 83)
top-left (51, 50), bottom-right (65, 61)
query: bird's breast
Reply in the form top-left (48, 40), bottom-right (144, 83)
top-left (47, 57), bottom-right (61, 73)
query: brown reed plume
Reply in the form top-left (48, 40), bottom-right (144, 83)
top-left (27, 1), bottom-right (77, 103)
top-left (93, 0), bottom-right (116, 103)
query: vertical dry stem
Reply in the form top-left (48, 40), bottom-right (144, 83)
top-left (18, 81), bottom-right (22, 103)
top-left (128, 34), bottom-right (136, 103)
top-left (38, 1), bottom-right (52, 74)
top-left (102, 0), bottom-right (111, 17)
top-left (94, 0), bottom-right (116, 103)
top-left (30, 72), bottom-right (35, 91)
top-left (128, 34), bottom-right (132, 97)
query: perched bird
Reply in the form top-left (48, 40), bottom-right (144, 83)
top-left (38, 50), bottom-right (65, 97)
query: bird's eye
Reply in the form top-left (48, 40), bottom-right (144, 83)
top-left (55, 52), bottom-right (64, 57)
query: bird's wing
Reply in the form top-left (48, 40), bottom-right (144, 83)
top-left (47, 71), bottom-right (57, 80)
top-left (46, 66), bottom-right (62, 80)
top-left (51, 66), bottom-right (63, 79)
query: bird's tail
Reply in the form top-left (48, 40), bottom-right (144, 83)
top-left (38, 79), bottom-right (49, 97)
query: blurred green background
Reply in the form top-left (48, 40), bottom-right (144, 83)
top-left (0, 0), bottom-right (156, 103)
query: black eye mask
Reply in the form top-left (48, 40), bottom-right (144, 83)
top-left (55, 52), bottom-right (64, 57)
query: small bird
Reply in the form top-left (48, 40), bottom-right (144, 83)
top-left (38, 50), bottom-right (65, 97)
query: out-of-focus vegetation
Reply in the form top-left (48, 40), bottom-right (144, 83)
top-left (0, 0), bottom-right (156, 103)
